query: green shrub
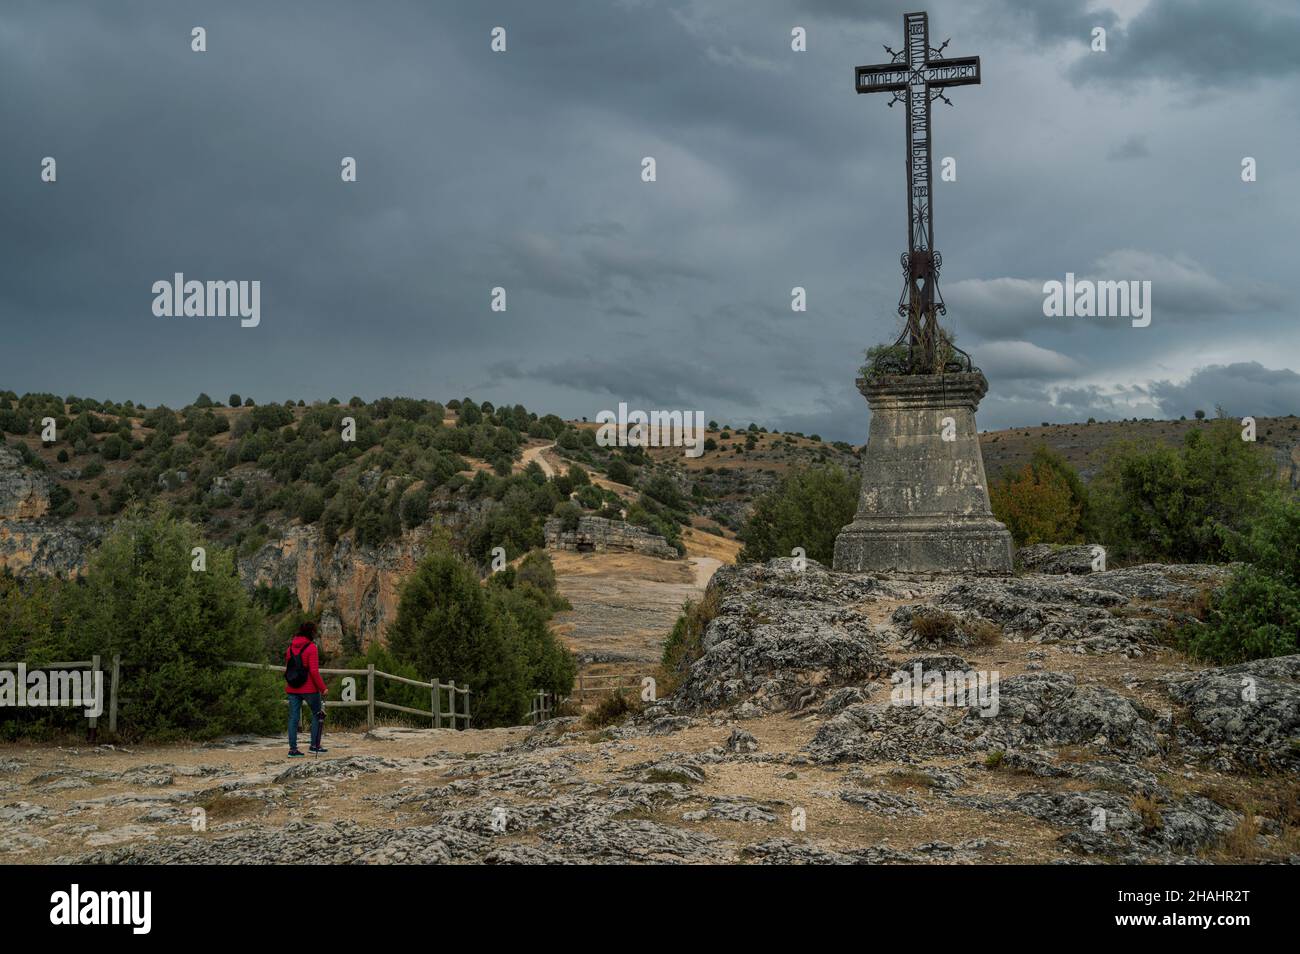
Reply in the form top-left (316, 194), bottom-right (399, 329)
top-left (65, 503), bottom-right (281, 740)
top-left (583, 691), bottom-right (641, 729)
top-left (1094, 421), bottom-right (1277, 564)
top-left (1178, 494), bottom-right (1300, 663)
top-left (659, 588), bottom-right (721, 694)
top-left (386, 543), bottom-right (528, 726)
top-left (738, 464), bottom-right (858, 564)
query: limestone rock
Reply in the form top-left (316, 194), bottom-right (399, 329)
top-left (543, 515), bottom-right (678, 559)
top-left (1016, 544), bottom-right (1103, 574)
top-left (1165, 655), bottom-right (1300, 769)
top-left (673, 559), bottom-right (891, 713)
top-left (0, 444), bottom-right (51, 519)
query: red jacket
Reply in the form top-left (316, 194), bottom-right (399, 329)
top-left (285, 636), bottom-right (327, 695)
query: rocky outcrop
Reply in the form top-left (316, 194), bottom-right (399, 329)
top-left (0, 444), bottom-right (99, 575)
top-left (0, 519), bottom-right (101, 576)
top-left (543, 515), bottom-right (678, 559)
top-left (239, 522), bottom-right (458, 653)
top-left (1016, 543), bottom-right (1103, 574)
top-left (0, 444), bottom-right (50, 519)
top-left (673, 560), bottom-right (895, 714)
top-left (891, 564), bottom-right (1229, 656)
top-left (1164, 655), bottom-right (1300, 770)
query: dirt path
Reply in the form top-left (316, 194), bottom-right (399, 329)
top-left (519, 442), bottom-right (557, 477)
top-left (689, 556), bottom-right (721, 588)
top-left (549, 551), bottom-right (704, 664)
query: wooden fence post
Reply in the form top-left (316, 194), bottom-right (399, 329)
top-left (433, 678), bottom-right (442, 729)
top-left (446, 680), bottom-right (456, 729)
top-left (88, 654), bottom-right (100, 741)
top-left (366, 664), bottom-right (375, 730)
top-left (108, 654), bottom-right (120, 734)
top-left (463, 686), bottom-right (471, 730)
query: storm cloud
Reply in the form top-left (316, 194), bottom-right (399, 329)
top-left (0, 0), bottom-right (1296, 441)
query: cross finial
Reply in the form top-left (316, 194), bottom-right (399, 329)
top-left (855, 12), bottom-right (981, 375)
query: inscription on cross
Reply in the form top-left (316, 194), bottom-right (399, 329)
top-left (856, 11), bottom-right (980, 374)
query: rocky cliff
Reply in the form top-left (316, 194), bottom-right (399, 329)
top-left (0, 443), bottom-right (494, 648)
top-left (0, 444), bottom-right (101, 576)
top-left (543, 515), bottom-right (678, 559)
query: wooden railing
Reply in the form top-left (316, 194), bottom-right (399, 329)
top-left (571, 672), bottom-right (648, 701)
top-left (226, 662), bottom-right (471, 730)
top-left (528, 690), bottom-right (557, 725)
top-left (0, 655), bottom-right (121, 737)
top-left (4, 654), bottom-right (482, 736)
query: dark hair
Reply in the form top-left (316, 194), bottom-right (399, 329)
top-left (296, 621), bottom-right (318, 640)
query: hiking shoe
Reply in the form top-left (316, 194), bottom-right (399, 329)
top-left (288, 750), bottom-right (306, 758)
top-left (309, 746), bottom-right (329, 754)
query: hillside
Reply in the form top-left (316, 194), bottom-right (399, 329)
top-left (4, 390), bottom-right (1298, 669)
top-left (979, 416), bottom-right (1300, 487)
top-left (0, 393), bottom-right (817, 662)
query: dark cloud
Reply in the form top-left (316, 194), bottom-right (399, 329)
top-left (1068, 0), bottom-right (1300, 90)
top-left (485, 356), bottom-right (759, 409)
top-left (1148, 363), bottom-right (1300, 420)
top-left (0, 0), bottom-right (1296, 444)
top-left (1107, 135), bottom-right (1149, 160)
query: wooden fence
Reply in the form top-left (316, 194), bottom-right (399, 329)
top-left (528, 690), bottom-right (557, 725)
top-left (571, 672), bottom-right (648, 702)
top-left (0, 656), bottom-right (470, 738)
top-left (0, 655), bottom-right (121, 737)
top-left (227, 662), bottom-right (471, 730)
top-left (2, 658), bottom-right (649, 734)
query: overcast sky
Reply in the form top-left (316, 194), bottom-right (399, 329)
top-left (2, 0), bottom-right (1298, 441)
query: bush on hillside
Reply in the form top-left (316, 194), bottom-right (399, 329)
top-left (63, 504), bottom-right (281, 740)
top-left (990, 446), bottom-right (1089, 546)
top-left (386, 541), bottom-right (573, 727)
top-left (1093, 421), bottom-right (1278, 564)
top-left (738, 464), bottom-right (858, 564)
top-left (1178, 494), bottom-right (1300, 663)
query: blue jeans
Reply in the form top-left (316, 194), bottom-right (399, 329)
top-left (288, 692), bottom-right (323, 751)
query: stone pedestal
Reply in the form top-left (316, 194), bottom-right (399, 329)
top-left (833, 371), bottom-right (1012, 575)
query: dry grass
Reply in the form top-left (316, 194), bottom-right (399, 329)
top-left (965, 620), bottom-right (1003, 647)
top-left (582, 692), bottom-right (643, 729)
top-left (911, 611), bottom-right (961, 641)
top-left (1132, 793), bottom-right (1164, 834)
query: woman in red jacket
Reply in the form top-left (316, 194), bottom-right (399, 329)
top-left (285, 621), bottom-right (328, 757)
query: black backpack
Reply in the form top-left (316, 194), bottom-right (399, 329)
top-left (285, 640), bottom-right (310, 688)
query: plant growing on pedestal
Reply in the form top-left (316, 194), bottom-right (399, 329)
top-left (860, 328), bottom-right (968, 379)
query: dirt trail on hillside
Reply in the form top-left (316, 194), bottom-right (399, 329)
top-left (518, 442), bottom-right (557, 477)
top-left (549, 551), bottom-right (714, 665)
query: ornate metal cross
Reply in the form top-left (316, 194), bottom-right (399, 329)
top-left (856, 11), bottom-right (980, 374)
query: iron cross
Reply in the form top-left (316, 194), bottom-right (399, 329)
top-left (856, 11), bottom-right (980, 373)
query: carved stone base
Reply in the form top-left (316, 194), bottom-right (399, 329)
top-left (833, 371), bottom-right (1013, 575)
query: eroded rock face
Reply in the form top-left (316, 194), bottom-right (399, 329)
top-left (0, 445), bottom-right (100, 575)
top-left (0, 445), bottom-right (50, 519)
top-left (237, 521), bottom-right (480, 653)
top-left (673, 560), bottom-right (893, 714)
top-left (543, 515), bottom-right (678, 559)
